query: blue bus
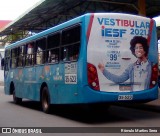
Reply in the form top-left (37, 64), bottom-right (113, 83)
top-left (4, 13), bottom-right (158, 113)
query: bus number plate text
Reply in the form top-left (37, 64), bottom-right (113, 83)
top-left (118, 95), bottom-right (133, 100)
top-left (65, 74), bottom-right (77, 84)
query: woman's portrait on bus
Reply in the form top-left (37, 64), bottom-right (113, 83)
top-left (98, 36), bottom-right (153, 91)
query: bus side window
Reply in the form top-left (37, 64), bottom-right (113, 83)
top-left (47, 49), bottom-right (59, 63)
top-left (17, 45), bottom-right (25, 67)
top-left (26, 42), bottom-right (35, 66)
top-left (47, 32), bottom-right (60, 63)
top-left (69, 43), bottom-right (79, 61)
top-left (61, 24), bottom-right (80, 62)
top-left (4, 49), bottom-right (10, 71)
top-left (62, 47), bottom-right (69, 61)
top-left (35, 38), bottom-right (46, 65)
top-left (11, 48), bottom-right (18, 68)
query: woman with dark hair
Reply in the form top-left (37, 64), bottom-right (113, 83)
top-left (98, 36), bottom-right (152, 91)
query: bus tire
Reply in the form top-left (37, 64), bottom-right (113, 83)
top-left (41, 87), bottom-right (51, 114)
top-left (13, 90), bottom-right (22, 104)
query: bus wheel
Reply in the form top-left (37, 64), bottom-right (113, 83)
top-left (13, 90), bottom-right (22, 104)
top-left (41, 87), bottom-right (51, 114)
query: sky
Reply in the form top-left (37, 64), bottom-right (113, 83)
top-left (0, 0), bottom-right (42, 20)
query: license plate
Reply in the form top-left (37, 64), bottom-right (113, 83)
top-left (118, 95), bottom-right (133, 100)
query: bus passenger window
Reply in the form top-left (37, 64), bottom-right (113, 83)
top-left (4, 49), bottom-right (10, 71)
top-left (62, 25), bottom-right (80, 45)
top-left (61, 43), bottom-right (79, 62)
top-left (26, 43), bottom-right (34, 66)
top-left (61, 24), bottom-right (81, 62)
top-left (47, 32), bottom-right (60, 63)
top-left (11, 48), bottom-right (18, 68)
top-left (17, 46), bottom-right (25, 67)
top-left (48, 49), bottom-right (59, 63)
top-left (62, 48), bottom-right (69, 61)
top-left (35, 38), bottom-right (46, 65)
top-left (36, 47), bottom-right (44, 64)
top-left (69, 43), bottom-right (79, 61)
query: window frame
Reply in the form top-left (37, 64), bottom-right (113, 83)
top-left (17, 45), bottom-right (25, 68)
top-left (11, 47), bottom-right (19, 69)
top-left (60, 24), bottom-right (81, 63)
top-left (46, 31), bottom-right (61, 64)
top-left (25, 42), bottom-right (35, 67)
top-left (4, 49), bottom-right (11, 71)
top-left (35, 37), bottom-right (47, 65)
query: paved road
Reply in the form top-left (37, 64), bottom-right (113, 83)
top-left (0, 86), bottom-right (160, 136)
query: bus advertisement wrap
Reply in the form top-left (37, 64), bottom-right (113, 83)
top-left (87, 13), bottom-right (158, 92)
